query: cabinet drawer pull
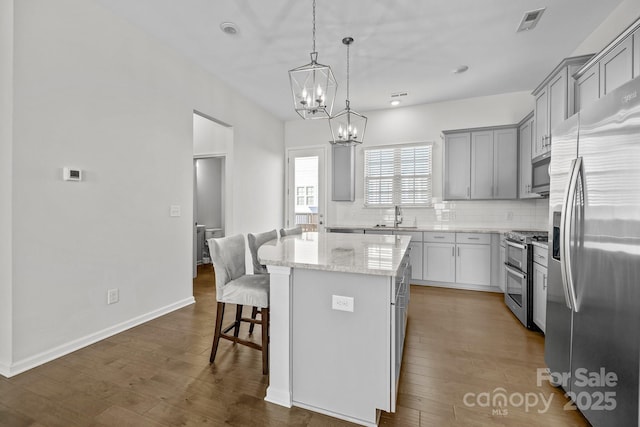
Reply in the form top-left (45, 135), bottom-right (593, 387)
top-left (467, 237), bottom-right (480, 240)
top-left (434, 236), bottom-right (445, 239)
top-left (452, 247), bottom-right (455, 257)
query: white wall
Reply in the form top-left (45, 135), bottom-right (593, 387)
top-left (195, 158), bottom-right (223, 230)
top-left (0, 0), bottom-right (14, 375)
top-left (285, 91), bottom-right (549, 230)
top-left (6, 0), bottom-right (283, 375)
top-left (572, 0), bottom-right (640, 56)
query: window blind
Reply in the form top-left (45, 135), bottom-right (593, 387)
top-left (364, 143), bottom-right (433, 207)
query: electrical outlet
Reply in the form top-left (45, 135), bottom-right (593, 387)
top-left (506, 211), bottom-right (514, 221)
top-left (107, 288), bottom-right (119, 305)
top-left (332, 295), bottom-right (354, 312)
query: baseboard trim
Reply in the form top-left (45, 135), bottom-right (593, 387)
top-left (3, 296), bottom-right (195, 378)
top-left (411, 281), bottom-right (503, 293)
top-left (0, 361), bottom-right (10, 378)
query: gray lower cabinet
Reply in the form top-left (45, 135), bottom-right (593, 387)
top-left (331, 145), bottom-right (355, 201)
top-left (423, 242), bottom-right (456, 282)
top-left (422, 232), bottom-right (491, 287)
top-left (444, 126), bottom-right (518, 200)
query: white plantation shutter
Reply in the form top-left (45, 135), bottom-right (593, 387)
top-left (365, 143), bottom-right (432, 207)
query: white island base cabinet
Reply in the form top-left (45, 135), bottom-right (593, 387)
top-left (259, 232), bottom-right (411, 427)
top-left (292, 268), bottom-right (402, 426)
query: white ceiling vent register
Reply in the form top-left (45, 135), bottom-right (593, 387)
top-left (516, 8), bottom-right (546, 32)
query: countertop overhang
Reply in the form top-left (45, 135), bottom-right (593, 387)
top-left (258, 232), bottom-right (411, 276)
top-left (326, 225), bottom-right (547, 234)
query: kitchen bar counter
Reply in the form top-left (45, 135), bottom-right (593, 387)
top-left (258, 232), bottom-right (411, 426)
top-left (258, 231), bottom-right (410, 276)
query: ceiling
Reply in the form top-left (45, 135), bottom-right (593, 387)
top-left (95, 0), bottom-right (623, 121)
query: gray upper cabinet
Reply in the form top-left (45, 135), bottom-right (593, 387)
top-left (493, 128), bottom-right (518, 199)
top-left (576, 63), bottom-right (600, 112)
top-left (575, 18), bottom-right (640, 112)
top-left (533, 88), bottom-right (548, 159)
top-left (600, 36), bottom-right (633, 97)
top-left (470, 131), bottom-right (493, 199)
top-left (532, 55), bottom-right (592, 159)
top-left (635, 31), bottom-right (640, 78)
top-left (518, 112), bottom-right (539, 199)
top-left (444, 133), bottom-right (471, 200)
top-left (331, 145), bottom-right (355, 201)
top-left (444, 126), bottom-right (517, 200)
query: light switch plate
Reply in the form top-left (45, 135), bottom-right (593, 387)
top-left (170, 205), bottom-right (181, 217)
top-left (332, 295), bottom-right (354, 312)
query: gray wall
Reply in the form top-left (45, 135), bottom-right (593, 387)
top-left (196, 157), bottom-right (223, 230)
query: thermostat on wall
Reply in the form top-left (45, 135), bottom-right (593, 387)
top-left (63, 167), bottom-right (82, 181)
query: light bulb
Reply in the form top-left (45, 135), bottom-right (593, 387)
top-left (301, 88), bottom-right (307, 98)
top-left (316, 85), bottom-right (322, 96)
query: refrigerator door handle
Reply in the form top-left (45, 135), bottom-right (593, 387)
top-left (559, 158), bottom-right (577, 310)
top-left (562, 157), bottom-right (582, 312)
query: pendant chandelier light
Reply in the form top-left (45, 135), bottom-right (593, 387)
top-left (288, 0), bottom-right (337, 120)
top-left (329, 37), bottom-right (367, 145)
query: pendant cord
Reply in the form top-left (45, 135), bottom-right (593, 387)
top-left (312, 0), bottom-right (316, 53)
top-left (346, 40), bottom-right (350, 105)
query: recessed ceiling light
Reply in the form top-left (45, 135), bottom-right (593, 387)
top-left (220, 22), bottom-right (239, 36)
top-left (452, 65), bottom-right (469, 74)
top-left (390, 99), bottom-right (401, 107)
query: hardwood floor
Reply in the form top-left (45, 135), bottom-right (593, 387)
top-left (0, 267), bottom-right (589, 426)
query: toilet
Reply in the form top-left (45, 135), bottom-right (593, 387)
top-left (204, 228), bottom-right (224, 264)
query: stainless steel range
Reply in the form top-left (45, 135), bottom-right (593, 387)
top-left (504, 230), bottom-right (548, 329)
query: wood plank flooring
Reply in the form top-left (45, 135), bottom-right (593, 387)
top-left (0, 266), bottom-right (589, 426)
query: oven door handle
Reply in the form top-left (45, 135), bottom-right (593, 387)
top-left (505, 240), bottom-right (527, 250)
top-left (505, 264), bottom-right (526, 280)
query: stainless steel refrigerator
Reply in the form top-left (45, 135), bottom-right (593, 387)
top-left (546, 76), bottom-right (640, 426)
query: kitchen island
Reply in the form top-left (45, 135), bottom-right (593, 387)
top-left (258, 232), bottom-right (411, 426)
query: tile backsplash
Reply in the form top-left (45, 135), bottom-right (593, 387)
top-left (328, 198), bottom-right (550, 231)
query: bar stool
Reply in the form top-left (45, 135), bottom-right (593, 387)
top-left (208, 234), bottom-right (269, 374)
top-left (247, 229), bottom-right (277, 333)
top-left (280, 226), bottom-right (303, 237)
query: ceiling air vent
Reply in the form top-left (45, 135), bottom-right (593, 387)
top-left (516, 8), bottom-right (545, 32)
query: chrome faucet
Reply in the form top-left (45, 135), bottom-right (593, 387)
top-left (394, 205), bottom-right (403, 228)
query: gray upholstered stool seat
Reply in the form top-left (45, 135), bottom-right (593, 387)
top-left (247, 229), bottom-right (277, 333)
top-left (279, 226), bottom-right (303, 237)
top-left (221, 274), bottom-right (269, 308)
top-left (208, 234), bottom-right (270, 375)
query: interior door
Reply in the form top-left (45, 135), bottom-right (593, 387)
top-left (287, 147), bottom-right (326, 232)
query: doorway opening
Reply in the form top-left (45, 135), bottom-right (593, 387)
top-left (193, 111), bottom-right (232, 278)
top-left (286, 147), bottom-right (326, 231)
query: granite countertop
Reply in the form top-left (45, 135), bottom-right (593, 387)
top-left (258, 232), bottom-right (411, 277)
top-left (326, 225), bottom-right (542, 234)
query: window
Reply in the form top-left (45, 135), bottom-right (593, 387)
top-left (364, 143), bottom-right (433, 207)
top-left (296, 186), bottom-right (315, 206)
